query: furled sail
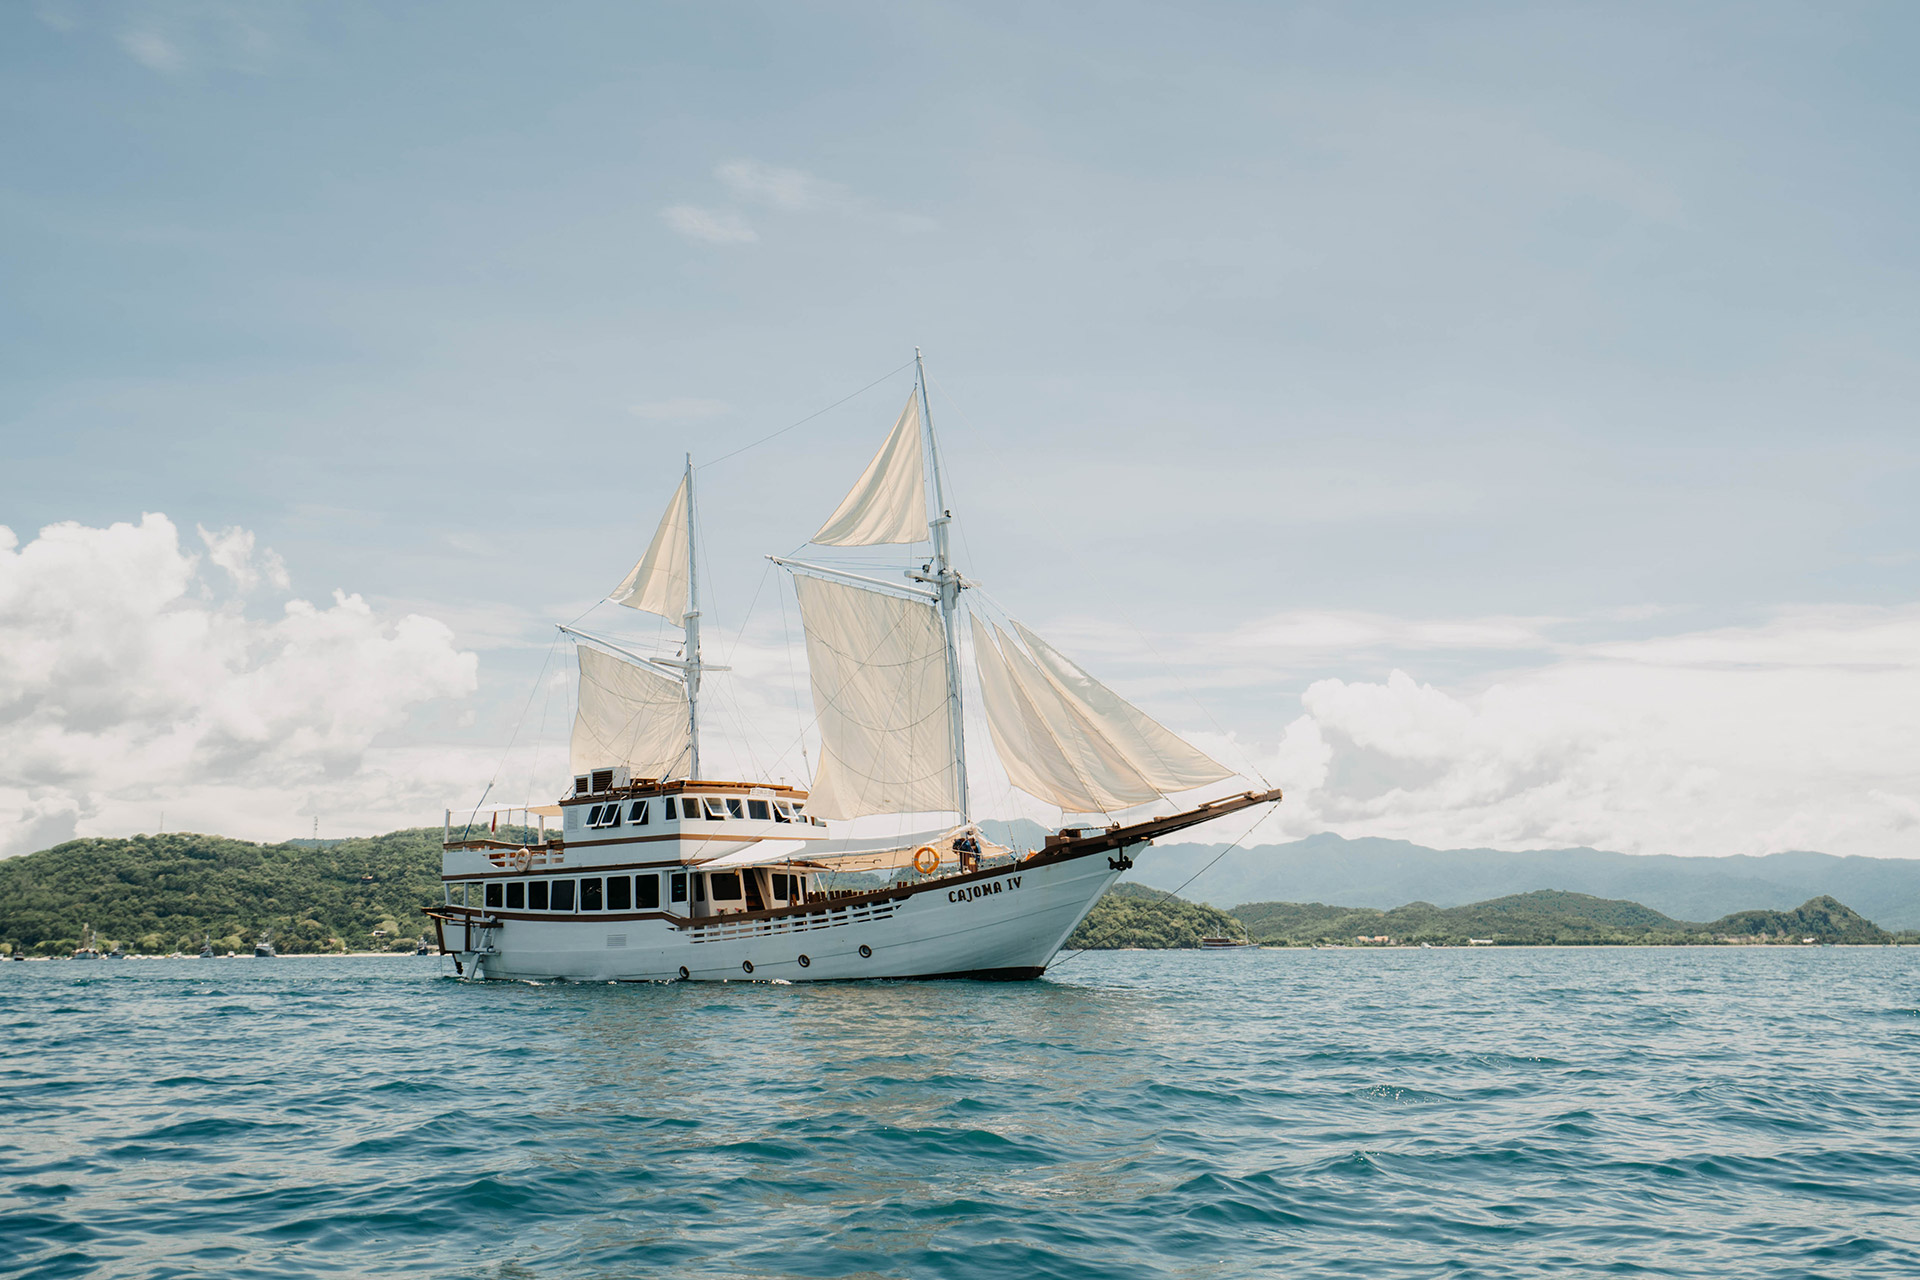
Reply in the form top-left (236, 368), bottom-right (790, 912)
top-left (792, 573), bottom-right (960, 819)
top-left (811, 392), bottom-right (927, 546)
top-left (609, 473), bottom-right (692, 619)
top-left (570, 645), bottom-right (692, 778)
top-left (972, 617), bottom-right (1233, 813)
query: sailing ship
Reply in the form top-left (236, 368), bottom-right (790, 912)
top-left (428, 355), bottom-right (1279, 982)
top-left (253, 931), bottom-right (276, 958)
top-left (72, 923), bottom-right (101, 960)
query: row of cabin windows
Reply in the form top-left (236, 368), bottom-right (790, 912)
top-left (466, 869), bottom-right (807, 913)
top-left (582, 796), bottom-right (821, 830)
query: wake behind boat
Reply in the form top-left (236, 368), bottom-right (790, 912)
top-left (428, 355), bottom-right (1278, 982)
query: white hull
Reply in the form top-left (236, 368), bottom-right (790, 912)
top-left (448, 845), bottom-right (1131, 983)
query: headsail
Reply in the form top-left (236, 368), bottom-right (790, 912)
top-left (792, 573), bottom-right (960, 820)
top-left (811, 392), bottom-right (927, 547)
top-left (972, 617), bottom-right (1232, 813)
top-left (609, 472), bottom-right (692, 620)
top-left (570, 644), bottom-right (692, 779)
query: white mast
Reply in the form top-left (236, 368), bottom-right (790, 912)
top-left (907, 349), bottom-right (970, 822)
top-left (683, 452), bottom-right (703, 779)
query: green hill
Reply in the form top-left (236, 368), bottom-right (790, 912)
top-left (1705, 895), bottom-right (1891, 944)
top-left (1, 828), bottom-right (1900, 957)
top-left (0, 827), bottom-right (503, 955)
top-left (1065, 883), bottom-right (1244, 949)
top-left (1232, 889), bottom-right (1895, 946)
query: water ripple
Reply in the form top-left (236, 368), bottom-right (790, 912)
top-left (3, 949), bottom-right (1919, 1278)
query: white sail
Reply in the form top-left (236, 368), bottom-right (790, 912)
top-left (811, 392), bottom-right (927, 546)
top-left (1011, 620), bottom-right (1234, 793)
top-left (972, 618), bottom-right (1232, 813)
top-left (570, 645), bottom-right (691, 778)
top-left (610, 473), bottom-right (692, 620)
top-left (793, 573), bottom-right (960, 819)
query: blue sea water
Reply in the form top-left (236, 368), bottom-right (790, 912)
top-left (3, 948), bottom-right (1918, 1279)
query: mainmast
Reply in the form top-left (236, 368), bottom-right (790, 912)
top-left (682, 452), bottom-right (703, 779)
top-left (907, 349), bottom-right (970, 822)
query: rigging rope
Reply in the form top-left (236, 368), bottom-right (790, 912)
top-left (1048, 805), bottom-right (1273, 970)
top-left (698, 359), bottom-right (917, 470)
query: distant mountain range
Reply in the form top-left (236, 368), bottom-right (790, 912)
top-left (1121, 832), bottom-right (1920, 929)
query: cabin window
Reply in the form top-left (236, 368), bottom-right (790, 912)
top-left (726, 798), bottom-right (746, 819)
top-left (607, 876), bottom-right (631, 911)
top-left (710, 872), bottom-right (743, 901)
top-left (637, 874), bottom-right (660, 909)
top-left (580, 878), bottom-right (604, 911)
top-left (506, 882), bottom-right (525, 909)
top-left (605, 806), bottom-right (622, 829)
top-left (551, 879), bottom-right (576, 911)
top-left (586, 804), bottom-right (603, 825)
top-left (772, 803), bottom-right (791, 823)
top-left (670, 873), bottom-right (687, 904)
top-left (748, 799), bottom-right (770, 820)
top-left (693, 875), bottom-right (707, 903)
top-left (771, 873), bottom-right (789, 898)
top-left (529, 880), bottom-right (549, 910)
top-left (704, 798), bottom-right (727, 821)
top-left (630, 801), bottom-right (649, 825)
top-left (485, 883), bottom-right (503, 908)
top-left (573, 775), bottom-right (590, 796)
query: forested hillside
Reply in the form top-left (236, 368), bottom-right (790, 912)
top-left (1065, 883), bottom-right (1243, 949)
top-left (1232, 889), bottom-right (1896, 946)
top-left (0, 828), bottom-right (484, 955)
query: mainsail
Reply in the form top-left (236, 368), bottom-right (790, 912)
top-left (972, 618), bottom-right (1232, 813)
top-left (569, 644), bottom-right (692, 779)
top-left (791, 573), bottom-right (960, 819)
top-left (779, 352), bottom-right (1234, 824)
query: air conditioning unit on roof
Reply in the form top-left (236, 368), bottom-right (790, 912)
top-left (580, 766), bottom-right (631, 795)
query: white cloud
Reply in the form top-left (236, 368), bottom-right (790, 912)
top-left (0, 514), bottom-right (478, 856)
top-left (196, 523), bottom-right (289, 592)
top-left (117, 27), bottom-right (184, 72)
top-left (1227, 606), bottom-right (1920, 858)
top-left (660, 205), bottom-right (758, 245)
top-left (629, 397), bottom-right (731, 422)
top-left (716, 159), bottom-right (849, 212)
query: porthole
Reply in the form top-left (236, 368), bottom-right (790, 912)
top-left (677, 966), bottom-right (689, 980)
top-left (858, 944), bottom-right (872, 959)
top-left (742, 960), bottom-right (754, 974)
top-left (797, 954), bottom-right (811, 968)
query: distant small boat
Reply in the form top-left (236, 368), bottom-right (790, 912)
top-left (108, 943), bottom-right (125, 959)
top-left (253, 931), bottom-right (277, 958)
top-left (1198, 936), bottom-right (1257, 949)
top-left (198, 936), bottom-right (213, 959)
top-left (72, 923), bottom-right (101, 960)
top-left (415, 937), bottom-right (432, 955)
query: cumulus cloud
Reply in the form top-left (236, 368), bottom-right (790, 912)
top-left (0, 514), bottom-right (478, 856)
top-left (1232, 606), bottom-right (1920, 858)
top-left (660, 205), bottom-right (758, 245)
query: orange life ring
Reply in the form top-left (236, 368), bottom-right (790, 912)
top-left (911, 845), bottom-right (942, 875)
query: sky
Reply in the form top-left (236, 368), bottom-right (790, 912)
top-left (2, 1), bottom-right (1917, 859)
